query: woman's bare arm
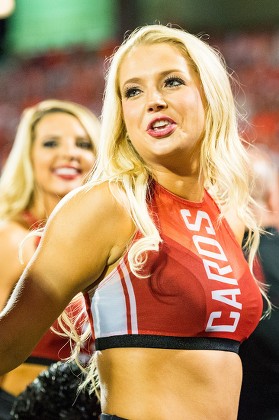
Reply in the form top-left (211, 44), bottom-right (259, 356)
top-left (0, 222), bottom-right (35, 310)
top-left (0, 183), bottom-right (134, 374)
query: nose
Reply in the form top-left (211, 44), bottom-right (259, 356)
top-left (60, 140), bottom-right (80, 160)
top-left (146, 90), bottom-right (167, 113)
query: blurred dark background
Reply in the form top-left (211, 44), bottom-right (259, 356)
top-left (0, 0), bottom-right (278, 168)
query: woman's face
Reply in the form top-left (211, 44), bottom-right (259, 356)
top-left (31, 112), bottom-right (95, 200)
top-left (119, 43), bottom-right (206, 175)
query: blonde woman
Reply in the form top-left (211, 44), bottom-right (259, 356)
top-left (0, 99), bottom-right (100, 418)
top-left (0, 26), bottom-right (267, 419)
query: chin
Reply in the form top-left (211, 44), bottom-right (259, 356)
top-left (54, 188), bottom-right (77, 198)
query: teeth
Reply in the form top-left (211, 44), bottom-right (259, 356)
top-left (54, 168), bottom-right (79, 176)
top-left (152, 120), bottom-right (170, 129)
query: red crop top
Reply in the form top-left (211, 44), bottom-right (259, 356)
top-left (84, 182), bottom-right (263, 353)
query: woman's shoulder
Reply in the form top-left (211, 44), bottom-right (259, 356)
top-left (39, 182), bottom-right (135, 291)
top-left (47, 181), bottom-right (135, 260)
top-left (53, 181), bottom-right (132, 224)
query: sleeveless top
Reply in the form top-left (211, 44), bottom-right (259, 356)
top-left (84, 183), bottom-right (263, 354)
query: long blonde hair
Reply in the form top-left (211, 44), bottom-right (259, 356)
top-left (0, 99), bottom-right (100, 222)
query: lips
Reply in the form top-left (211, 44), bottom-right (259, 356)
top-left (146, 117), bottom-right (176, 138)
top-left (53, 166), bottom-right (81, 180)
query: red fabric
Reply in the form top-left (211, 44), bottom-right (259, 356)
top-left (86, 182), bottom-right (263, 344)
top-left (31, 298), bottom-right (92, 361)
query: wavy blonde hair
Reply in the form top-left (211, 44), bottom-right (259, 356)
top-left (0, 99), bottom-right (100, 222)
top-left (69, 24), bottom-right (269, 395)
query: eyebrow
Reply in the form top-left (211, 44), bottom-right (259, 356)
top-left (121, 69), bottom-right (185, 87)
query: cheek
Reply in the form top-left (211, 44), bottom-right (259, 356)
top-left (32, 163), bottom-right (48, 187)
top-left (197, 105), bottom-right (206, 132)
top-left (82, 151), bottom-right (95, 169)
top-left (191, 94), bottom-right (206, 133)
top-left (33, 160), bottom-right (48, 175)
top-left (122, 104), bottom-right (139, 133)
top-left (89, 153), bottom-right (96, 164)
top-left (31, 145), bottom-right (51, 161)
top-left (31, 151), bottom-right (49, 172)
top-left (31, 151), bottom-right (54, 186)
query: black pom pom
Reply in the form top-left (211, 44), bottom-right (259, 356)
top-left (10, 361), bottom-right (100, 419)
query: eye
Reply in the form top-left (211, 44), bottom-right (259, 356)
top-left (76, 138), bottom-right (93, 150)
top-left (164, 76), bottom-right (185, 88)
top-left (42, 139), bottom-right (58, 148)
top-left (124, 86), bottom-right (142, 99)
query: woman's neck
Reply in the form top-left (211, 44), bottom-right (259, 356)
top-left (153, 172), bottom-right (204, 202)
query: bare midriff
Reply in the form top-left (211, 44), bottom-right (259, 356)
top-left (0, 363), bottom-right (48, 396)
top-left (97, 347), bottom-right (242, 420)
